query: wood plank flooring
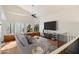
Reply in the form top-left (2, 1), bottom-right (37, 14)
top-left (0, 41), bottom-right (20, 54)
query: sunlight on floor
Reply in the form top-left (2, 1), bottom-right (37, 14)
top-left (1, 41), bottom-right (16, 50)
top-left (1, 41), bottom-right (20, 54)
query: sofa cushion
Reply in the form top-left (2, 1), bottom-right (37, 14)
top-left (24, 35), bottom-right (34, 44)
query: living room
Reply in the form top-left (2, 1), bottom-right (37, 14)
top-left (0, 5), bottom-right (79, 54)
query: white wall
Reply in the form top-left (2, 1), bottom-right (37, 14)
top-left (0, 6), bottom-right (7, 43)
top-left (39, 7), bottom-right (79, 37)
top-left (39, 17), bottom-right (79, 35)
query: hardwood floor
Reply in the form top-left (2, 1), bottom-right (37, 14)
top-left (1, 41), bottom-right (20, 54)
top-left (1, 47), bottom-right (20, 54)
top-left (0, 37), bottom-right (65, 54)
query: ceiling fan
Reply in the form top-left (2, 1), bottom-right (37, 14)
top-left (31, 14), bottom-right (37, 18)
top-left (31, 5), bottom-right (37, 18)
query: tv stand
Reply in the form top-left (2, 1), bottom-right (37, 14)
top-left (48, 38), bottom-right (64, 48)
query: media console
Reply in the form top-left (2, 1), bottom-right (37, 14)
top-left (48, 38), bottom-right (64, 48)
top-left (41, 32), bottom-right (65, 48)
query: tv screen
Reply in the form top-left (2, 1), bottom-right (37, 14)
top-left (44, 21), bottom-right (57, 30)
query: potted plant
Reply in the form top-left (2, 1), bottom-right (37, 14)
top-left (27, 24), bottom-right (33, 32)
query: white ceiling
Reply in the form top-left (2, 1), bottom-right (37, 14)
top-left (2, 5), bottom-right (79, 22)
top-left (19, 5), bottom-right (79, 22)
top-left (2, 5), bottom-right (33, 17)
top-left (2, 5), bottom-right (36, 22)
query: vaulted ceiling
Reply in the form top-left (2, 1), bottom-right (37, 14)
top-left (2, 5), bottom-right (35, 22)
top-left (19, 5), bottom-right (79, 22)
top-left (2, 5), bottom-right (79, 22)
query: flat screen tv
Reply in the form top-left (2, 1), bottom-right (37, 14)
top-left (44, 21), bottom-right (57, 30)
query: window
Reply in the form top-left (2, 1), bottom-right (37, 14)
top-left (5, 22), bottom-right (27, 34)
